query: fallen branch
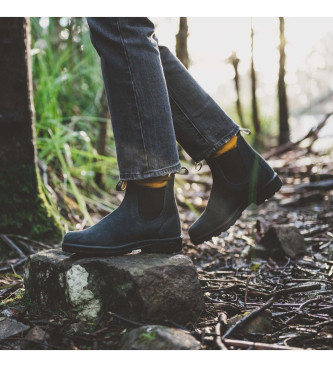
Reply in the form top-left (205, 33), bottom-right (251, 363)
top-left (264, 112), bottom-right (333, 159)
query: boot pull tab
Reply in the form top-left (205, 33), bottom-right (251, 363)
top-left (195, 161), bottom-right (203, 172)
top-left (116, 180), bottom-right (127, 191)
top-left (239, 128), bottom-right (251, 135)
top-left (175, 166), bottom-right (189, 175)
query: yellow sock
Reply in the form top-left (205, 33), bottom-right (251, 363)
top-left (212, 135), bottom-right (238, 157)
top-left (135, 174), bottom-right (170, 189)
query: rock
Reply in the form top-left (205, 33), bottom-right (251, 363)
top-left (227, 310), bottom-right (272, 336)
top-left (24, 249), bottom-right (204, 323)
top-left (120, 325), bottom-right (201, 350)
top-left (0, 318), bottom-right (29, 340)
top-left (24, 326), bottom-right (46, 344)
top-left (260, 224), bottom-right (305, 259)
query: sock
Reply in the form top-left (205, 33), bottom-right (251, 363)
top-left (212, 135), bottom-right (238, 157)
top-left (135, 175), bottom-right (171, 219)
top-left (135, 175), bottom-right (170, 189)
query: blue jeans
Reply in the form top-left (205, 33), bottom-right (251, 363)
top-left (87, 17), bottom-right (240, 180)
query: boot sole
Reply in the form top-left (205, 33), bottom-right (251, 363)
top-left (62, 236), bottom-right (183, 256)
top-left (190, 173), bottom-right (282, 245)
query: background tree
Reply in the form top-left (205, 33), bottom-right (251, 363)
top-left (176, 17), bottom-right (189, 69)
top-left (227, 51), bottom-right (245, 127)
top-left (250, 19), bottom-right (261, 140)
top-left (0, 18), bottom-right (62, 242)
top-left (278, 17), bottom-right (290, 145)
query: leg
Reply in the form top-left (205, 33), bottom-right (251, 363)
top-left (62, 18), bottom-right (183, 255)
top-left (86, 17), bottom-right (181, 180)
top-left (156, 42), bottom-right (282, 244)
top-left (158, 44), bottom-right (240, 162)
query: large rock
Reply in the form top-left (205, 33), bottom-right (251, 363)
top-left (120, 325), bottom-right (201, 350)
top-left (24, 249), bottom-right (204, 323)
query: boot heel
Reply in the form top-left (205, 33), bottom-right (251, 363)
top-left (256, 174), bottom-right (282, 205)
top-left (141, 238), bottom-right (183, 254)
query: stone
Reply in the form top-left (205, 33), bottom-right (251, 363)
top-left (24, 249), bottom-right (204, 323)
top-left (0, 318), bottom-right (29, 340)
top-left (260, 224), bottom-right (305, 259)
top-left (227, 310), bottom-right (272, 336)
top-left (24, 326), bottom-right (47, 344)
top-left (120, 325), bottom-right (201, 350)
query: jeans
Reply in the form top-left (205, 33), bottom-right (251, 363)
top-left (87, 17), bottom-right (240, 181)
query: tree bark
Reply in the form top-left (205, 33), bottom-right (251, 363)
top-left (250, 21), bottom-right (261, 137)
top-left (176, 17), bottom-right (189, 69)
top-left (278, 17), bottom-right (290, 145)
top-left (228, 52), bottom-right (245, 127)
top-left (0, 18), bottom-right (62, 242)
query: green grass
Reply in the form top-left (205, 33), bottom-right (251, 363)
top-left (30, 18), bottom-right (119, 230)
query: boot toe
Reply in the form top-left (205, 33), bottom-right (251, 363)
top-left (62, 230), bottom-right (87, 245)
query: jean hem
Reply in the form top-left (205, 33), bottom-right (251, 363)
top-left (119, 162), bottom-right (182, 180)
top-left (192, 125), bottom-right (240, 162)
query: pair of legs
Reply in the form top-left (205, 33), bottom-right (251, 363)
top-left (86, 17), bottom-right (239, 180)
top-left (62, 17), bottom-right (282, 255)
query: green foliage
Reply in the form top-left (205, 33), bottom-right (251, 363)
top-left (30, 18), bottom-right (119, 228)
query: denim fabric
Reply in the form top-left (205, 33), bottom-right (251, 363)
top-left (87, 17), bottom-right (240, 180)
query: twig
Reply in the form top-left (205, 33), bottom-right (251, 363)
top-left (108, 312), bottom-right (144, 327)
top-left (271, 283), bottom-right (322, 299)
top-left (221, 297), bottom-right (275, 340)
top-left (0, 257), bottom-right (27, 273)
top-left (0, 234), bottom-right (26, 258)
top-left (214, 312), bottom-right (228, 350)
top-left (314, 319), bottom-right (333, 328)
top-left (6, 234), bottom-right (52, 249)
top-left (223, 338), bottom-right (301, 350)
top-left (244, 275), bottom-right (252, 310)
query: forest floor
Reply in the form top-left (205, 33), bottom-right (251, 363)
top-left (0, 147), bottom-right (333, 350)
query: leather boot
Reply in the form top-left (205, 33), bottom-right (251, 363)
top-left (62, 175), bottom-right (182, 255)
top-left (188, 132), bottom-right (282, 245)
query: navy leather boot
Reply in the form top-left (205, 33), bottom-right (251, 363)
top-left (62, 176), bottom-right (182, 255)
top-left (189, 132), bottom-right (282, 245)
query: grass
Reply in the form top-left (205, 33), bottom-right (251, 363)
top-left (31, 18), bottom-right (119, 230)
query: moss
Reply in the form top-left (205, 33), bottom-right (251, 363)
top-left (138, 331), bottom-right (157, 343)
top-left (0, 164), bottom-right (63, 243)
top-left (21, 291), bottom-right (39, 313)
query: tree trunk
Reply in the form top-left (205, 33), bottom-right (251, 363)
top-left (228, 52), bottom-right (245, 127)
top-left (278, 17), bottom-right (290, 145)
top-left (176, 17), bottom-right (189, 69)
top-left (250, 21), bottom-right (261, 138)
top-left (0, 18), bottom-right (62, 242)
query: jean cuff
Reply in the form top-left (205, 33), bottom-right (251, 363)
top-left (192, 125), bottom-right (240, 163)
top-left (119, 162), bottom-right (182, 181)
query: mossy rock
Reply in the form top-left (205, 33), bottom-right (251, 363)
top-left (120, 325), bottom-right (201, 350)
